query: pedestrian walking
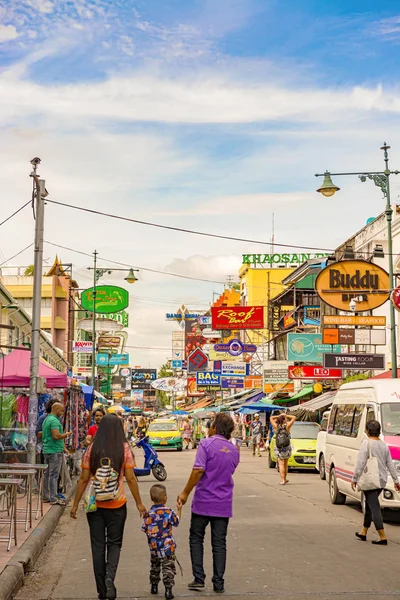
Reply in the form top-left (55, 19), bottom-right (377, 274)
top-left (70, 414), bottom-right (146, 600)
top-left (205, 412), bottom-right (216, 438)
top-left (182, 418), bottom-right (194, 450)
top-left (270, 412), bottom-right (296, 485)
top-left (231, 414), bottom-right (244, 451)
top-left (86, 407), bottom-right (106, 446)
top-left (352, 420), bottom-right (400, 545)
top-left (42, 402), bottom-right (71, 506)
top-left (127, 415), bottom-right (135, 441)
top-left (177, 412), bottom-right (239, 594)
top-left (250, 414), bottom-right (262, 457)
top-left (142, 484), bottom-right (182, 600)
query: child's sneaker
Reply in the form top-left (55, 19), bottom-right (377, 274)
top-left (151, 584), bottom-right (158, 595)
top-left (165, 588), bottom-right (174, 600)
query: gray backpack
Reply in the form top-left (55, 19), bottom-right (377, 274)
top-left (276, 426), bottom-right (291, 449)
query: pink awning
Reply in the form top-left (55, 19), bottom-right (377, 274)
top-left (0, 348), bottom-right (67, 388)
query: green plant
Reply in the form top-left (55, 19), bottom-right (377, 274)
top-left (341, 372), bottom-right (372, 384)
top-left (24, 265), bottom-right (34, 276)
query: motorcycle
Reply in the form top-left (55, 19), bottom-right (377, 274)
top-left (132, 436), bottom-right (167, 481)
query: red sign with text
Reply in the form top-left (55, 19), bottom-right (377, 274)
top-left (211, 306), bottom-right (264, 330)
top-left (288, 366), bottom-right (342, 380)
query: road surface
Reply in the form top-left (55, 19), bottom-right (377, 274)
top-left (16, 446), bottom-right (400, 600)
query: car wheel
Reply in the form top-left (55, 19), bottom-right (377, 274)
top-left (319, 454), bottom-right (326, 480)
top-left (268, 450), bottom-right (276, 469)
top-left (177, 446), bottom-right (183, 452)
top-left (329, 467), bottom-right (346, 505)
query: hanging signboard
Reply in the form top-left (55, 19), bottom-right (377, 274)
top-left (198, 316), bottom-right (211, 326)
top-left (97, 310), bottom-right (129, 327)
top-left (131, 369), bottom-right (157, 389)
top-left (213, 339), bottom-right (257, 356)
top-left (287, 333), bottom-right (341, 363)
top-left (196, 372), bottom-right (221, 391)
top-left (221, 377), bottom-right (245, 389)
top-left (96, 353), bottom-right (129, 366)
top-left (323, 329), bottom-right (386, 346)
top-left (323, 315), bottom-right (386, 326)
top-left (288, 366), bottom-right (342, 380)
top-left (208, 349), bottom-right (242, 361)
top-left (391, 285), bottom-right (400, 312)
top-left (72, 341), bottom-right (93, 353)
top-left (81, 285), bottom-right (129, 314)
top-left (315, 260), bottom-right (390, 312)
top-left (323, 353), bottom-right (385, 370)
top-left (98, 336), bottom-right (121, 348)
top-left (264, 361), bottom-right (291, 382)
top-left (213, 361), bottom-right (250, 376)
top-left (187, 348), bottom-right (208, 373)
top-left (151, 377), bottom-right (187, 392)
top-left (211, 306), bottom-right (264, 330)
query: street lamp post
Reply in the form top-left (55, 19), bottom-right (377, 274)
top-left (315, 142), bottom-right (399, 378)
top-left (87, 260), bottom-right (139, 389)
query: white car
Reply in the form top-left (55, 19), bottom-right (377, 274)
top-left (315, 410), bottom-right (330, 480)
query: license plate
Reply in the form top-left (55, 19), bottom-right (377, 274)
top-left (160, 440), bottom-right (168, 445)
top-left (303, 457), bottom-right (316, 464)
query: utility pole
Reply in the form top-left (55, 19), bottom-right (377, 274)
top-left (91, 250), bottom-right (98, 387)
top-left (28, 158), bottom-right (46, 465)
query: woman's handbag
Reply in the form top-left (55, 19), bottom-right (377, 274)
top-left (357, 442), bottom-right (381, 491)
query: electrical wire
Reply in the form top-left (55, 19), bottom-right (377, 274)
top-left (0, 244), bottom-right (34, 268)
top-left (45, 198), bottom-right (333, 252)
top-left (0, 201), bottom-right (31, 228)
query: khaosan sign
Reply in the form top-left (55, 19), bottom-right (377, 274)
top-left (315, 260), bottom-right (390, 312)
top-left (81, 285), bottom-right (129, 314)
top-left (211, 306), bottom-right (264, 330)
top-left (242, 253), bottom-right (330, 266)
top-left (287, 333), bottom-right (341, 364)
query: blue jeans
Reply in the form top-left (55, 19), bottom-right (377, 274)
top-left (43, 453), bottom-right (63, 502)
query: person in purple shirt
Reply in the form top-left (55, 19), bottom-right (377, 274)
top-left (177, 413), bottom-right (239, 594)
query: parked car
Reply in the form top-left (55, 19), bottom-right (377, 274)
top-left (315, 410), bottom-right (331, 480)
top-left (268, 422), bottom-right (320, 470)
top-left (325, 380), bottom-right (400, 511)
top-left (146, 418), bottom-right (183, 451)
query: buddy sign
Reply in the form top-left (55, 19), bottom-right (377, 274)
top-left (211, 306), bottom-right (264, 330)
top-left (81, 285), bottom-right (129, 314)
top-left (315, 260), bottom-right (390, 312)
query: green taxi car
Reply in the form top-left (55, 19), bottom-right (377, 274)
top-left (147, 419), bottom-right (183, 451)
top-left (269, 422), bottom-right (320, 470)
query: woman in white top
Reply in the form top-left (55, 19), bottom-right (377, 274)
top-left (352, 420), bottom-right (400, 545)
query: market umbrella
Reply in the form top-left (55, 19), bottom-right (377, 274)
top-left (170, 410), bottom-right (189, 415)
top-left (107, 404), bottom-right (131, 414)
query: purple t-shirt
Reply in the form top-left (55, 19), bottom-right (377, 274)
top-left (192, 434), bottom-right (240, 518)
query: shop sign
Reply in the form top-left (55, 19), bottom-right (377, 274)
top-left (221, 377), bottom-right (244, 389)
top-left (323, 315), bottom-right (386, 326)
top-left (72, 341), bottom-right (93, 353)
top-left (166, 305), bottom-right (201, 329)
top-left (208, 349), bottom-right (242, 361)
top-left (201, 328), bottom-right (221, 339)
top-left (287, 333), bottom-right (341, 363)
top-left (98, 336), bottom-right (121, 348)
top-left (242, 253), bottom-right (330, 266)
top-left (288, 366), bottom-right (342, 380)
top-left (151, 377), bottom-right (187, 392)
top-left (211, 306), bottom-right (264, 330)
top-left (196, 372), bottom-right (221, 391)
top-left (270, 305), bottom-right (281, 332)
top-left (187, 377), bottom-right (204, 396)
top-left (323, 329), bottom-right (386, 346)
top-left (97, 310), bottom-right (129, 327)
top-left (391, 285), bottom-right (400, 312)
top-left (315, 260), bottom-right (390, 312)
top-left (81, 285), bottom-right (129, 314)
top-left (213, 361), bottom-right (249, 376)
top-left (198, 316), bottom-right (211, 326)
top-left (323, 353), bottom-right (385, 370)
top-left (244, 376), bottom-right (262, 389)
top-left (265, 382), bottom-right (294, 394)
top-left (283, 310), bottom-right (297, 330)
top-left (188, 348), bottom-right (208, 373)
top-left (171, 360), bottom-right (182, 369)
top-left (96, 353), bottom-right (129, 366)
top-left (264, 361), bottom-right (291, 382)
top-left (213, 339), bottom-right (257, 356)
top-left (131, 369), bottom-right (157, 389)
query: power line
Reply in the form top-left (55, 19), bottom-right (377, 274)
top-left (0, 201), bottom-right (31, 228)
top-left (45, 240), bottom-right (225, 284)
top-left (0, 244), bottom-right (34, 268)
top-left (45, 198), bottom-right (333, 252)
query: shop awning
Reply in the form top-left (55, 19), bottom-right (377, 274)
top-left (0, 348), bottom-right (67, 388)
top-left (288, 386), bottom-right (314, 402)
top-left (289, 390), bottom-right (337, 412)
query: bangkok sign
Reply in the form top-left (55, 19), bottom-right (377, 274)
top-left (315, 260), bottom-right (390, 312)
top-left (211, 306), bottom-right (264, 330)
top-left (81, 285), bottom-right (129, 314)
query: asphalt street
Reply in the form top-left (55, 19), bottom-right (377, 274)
top-left (15, 446), bottom-right (400, 600)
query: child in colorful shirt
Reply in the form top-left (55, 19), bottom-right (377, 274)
top-left (142, 484), bottom-right (181, 600)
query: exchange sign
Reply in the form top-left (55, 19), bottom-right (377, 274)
top-left (211, 306), bottom-right (264, 330)
top-left (323, 353), bottom-right (385, 370)
top-left (81, 285), bottom-right (129, 314)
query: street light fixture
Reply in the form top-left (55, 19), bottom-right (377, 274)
top-left (124, 268), bottom-right (139, 284)
top-left (315, 142), bottom-right (399, 378)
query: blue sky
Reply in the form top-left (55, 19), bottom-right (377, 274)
top-left (1, 0), bottom-right (400, 366)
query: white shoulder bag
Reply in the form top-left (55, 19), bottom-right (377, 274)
top-left (357, 441), bottom-right (381, 491)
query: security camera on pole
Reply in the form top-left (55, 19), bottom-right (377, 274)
top-left (28, 158), bottom-right (47, 465)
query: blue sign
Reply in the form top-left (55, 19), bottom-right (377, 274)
top-left (221, 377), bottom-right (245, 389)
top-left (213, 360), bottom-right (222, 374)
top-left (287, 333), bottom-right (341, 364)
top-left (196, 372), bottom-right (221, 390)
top-left (172, 360), bottom-right (183, 369)
top-left (97, 353), bottom-right (129, 366)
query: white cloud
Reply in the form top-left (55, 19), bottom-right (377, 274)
top-left (0, 25), bottom-right (19, 43)
top-left (164, 255), bottom-right (238, 282)
top-left (25, 0), bottom-right (54, 14)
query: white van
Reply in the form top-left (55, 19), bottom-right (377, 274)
top-left (315, 410), bottom-right (330, 480)
top-left (325, 380), bottom-right (400, 510)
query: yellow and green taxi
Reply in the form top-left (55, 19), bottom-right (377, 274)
top-left (268, 422), bottom-right (320, 470)
top-left (147, 419), bottom-right (183, 451)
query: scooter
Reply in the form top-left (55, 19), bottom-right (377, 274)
top-left (132, 436), bottom-right (167, 481)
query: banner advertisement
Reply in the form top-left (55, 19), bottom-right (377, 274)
top-left (211, 306), bottom-right (264, 330)
top-left (288, 366), bottom-right (342, 380)
top-left (131, 390), bottom-right (144, 405)
top-left (323, 353), bottom-right (385, 370)
top-left (264, 361), bottom-right (291, 382)
top-left (196, 372), bottom-right (221, 391)
top-left (131, 369), bottom-right (157, 389)
top-left (72, 341), bottom-right (93, 353)
top-left (287, 333), bottom-right (341, 364)
top-left (185, 317), bottom-right (207, 358)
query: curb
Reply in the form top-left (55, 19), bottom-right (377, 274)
top-left (0, 482), bottom-right (76, 600)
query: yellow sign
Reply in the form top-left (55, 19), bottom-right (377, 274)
top-left (208, 350), bottom-right (241, 361)
top-left (315, 260), bottom-right (390, 312)
top-left (323, 315), bottom-right (386, 326)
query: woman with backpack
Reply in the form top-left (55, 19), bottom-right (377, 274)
top-left (70, 414), bottom-right (146, 600)
top-left (270, 413), bottom-right (296, 485)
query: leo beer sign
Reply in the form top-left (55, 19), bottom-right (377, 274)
top-left (211, 306), bottom-right (264, 330)
top-left (315, 260), bottom-right (390, 312)
top-left (288, 366), bottom-right (342, 380)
